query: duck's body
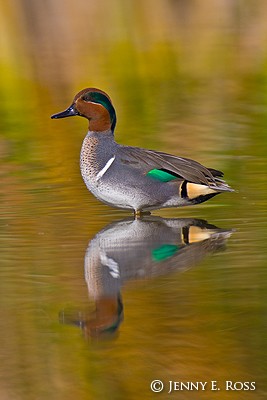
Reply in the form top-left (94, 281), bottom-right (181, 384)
top-left (51, 88), bottom-right (234, 214)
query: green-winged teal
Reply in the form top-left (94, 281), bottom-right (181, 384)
top-left (51, 88), bottom-right (234, 215)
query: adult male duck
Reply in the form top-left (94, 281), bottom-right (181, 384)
top-left (51, 88), bottom-right (234, 215)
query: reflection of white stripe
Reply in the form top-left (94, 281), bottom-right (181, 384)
top-left (100, 250), bottom-right (120, 278)
top-left (96, 156), bottom-right (115, 181)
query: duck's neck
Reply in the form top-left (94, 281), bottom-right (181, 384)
top-left (87, 129), bottom-right (114, 139)
top-left (83, 130), bottom-right (116, 155)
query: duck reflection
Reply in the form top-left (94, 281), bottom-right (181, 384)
top-left (60, 217), bottom-right (233, 340)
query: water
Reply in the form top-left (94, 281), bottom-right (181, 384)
top-left (1, 1), bottom-right (267, 399)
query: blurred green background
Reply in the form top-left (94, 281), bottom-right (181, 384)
top-left (0, 1), bottom-right (267, 399)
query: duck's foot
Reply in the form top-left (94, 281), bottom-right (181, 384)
top-left (134, 210), bottom-right (151, 219)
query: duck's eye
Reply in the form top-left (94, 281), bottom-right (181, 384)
top-left (82, 94), bottom-right (92, 102)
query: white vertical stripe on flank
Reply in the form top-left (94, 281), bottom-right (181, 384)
top-left (96, 156), bottom-right (115, 181)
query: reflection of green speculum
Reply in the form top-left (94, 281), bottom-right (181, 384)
top-left (152, 244), bottom-right (179, 261)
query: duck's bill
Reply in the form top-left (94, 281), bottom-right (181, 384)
top-left (51, 105), bottom-right (78, 119)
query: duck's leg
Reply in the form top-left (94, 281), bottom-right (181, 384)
top-left (134, 210), bottom-right (151, 219)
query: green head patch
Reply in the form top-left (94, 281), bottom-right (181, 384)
top-left (83, 91), bottom-right (117, 131)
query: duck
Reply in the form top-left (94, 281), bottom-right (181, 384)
top-left (51, 88), bottom-right (234, 215)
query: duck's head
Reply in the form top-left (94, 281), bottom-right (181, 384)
top-left (51, 88), bottom-right (117, 132)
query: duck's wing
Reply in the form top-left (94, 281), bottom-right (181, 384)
top-left (118, 145), bottom-right (234, 192)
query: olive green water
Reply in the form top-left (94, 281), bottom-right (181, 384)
top-left (1, 1), bottom-right (267, 399)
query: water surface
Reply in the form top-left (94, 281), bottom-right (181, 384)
top-left (1, 1), bottom-right (267, 399)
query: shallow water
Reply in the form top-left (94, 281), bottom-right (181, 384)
top-left (1, 1), bottom-right (267, 399)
